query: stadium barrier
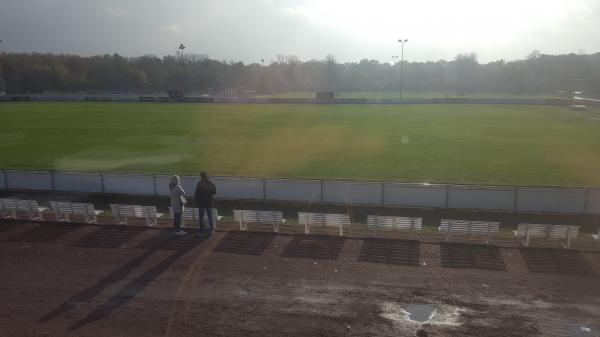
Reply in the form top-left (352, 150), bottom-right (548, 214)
top-left (5, 171), bottom-right (54, 190)
top-left (383, 183), bottom-right (447, 208)
top-left (0, 170), bottom-right (5, 189)
top-left (447, 185), bottom-right (515, 211)
top-left (322, 181), bottom-right (382, 204)
top-left (53, 172), bottom-right (103, 193)
top-left (1, 169), bottom-right (599, 215)
top-left (515, 188), bottom-right (588, 213)
top-left (432, 98), bottom-right (469, 104)
top-left (266, 179), bottom-right (321, 202)
top-left (545, 98), bottom-right (573, 105)
top-left (587, 190), bottom-right (600, 214)
top-left (10, 95), bottom-right (558, 105)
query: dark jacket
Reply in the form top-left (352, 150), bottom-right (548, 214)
top-left (194, 179), bottom-right (216, 207)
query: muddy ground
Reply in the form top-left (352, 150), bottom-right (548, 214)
top-left (0, 220), bottom-right (599, 337)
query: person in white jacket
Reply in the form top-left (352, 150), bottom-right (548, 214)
top-left (169, 175), bottom-right (186, 235)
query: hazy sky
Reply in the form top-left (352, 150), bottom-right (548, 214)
top-left (1, 0), bottom-right (599, 64)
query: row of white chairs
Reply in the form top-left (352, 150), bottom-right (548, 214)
top-left (0, 199), bottom-right (594, 248)
top-left (234, 209), bottom-right (588, 249)
top-left (0, 199), bottom-right (221, 228)
top-left (0, 199), bottom-right (47, 221)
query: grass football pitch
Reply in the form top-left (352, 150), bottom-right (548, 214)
top-left (1, 102), bottom-right (599, 187)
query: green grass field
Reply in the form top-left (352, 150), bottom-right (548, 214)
top-left (1, 102), bottom-right (599, 187)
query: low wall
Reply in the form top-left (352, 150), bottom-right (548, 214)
top-left (516, 188), bottom-right (588, 214)
top-left (383, 183), bottom-right (447, 208)
top-left (323, 181), bottom-right (382, 204)
top-left (5, 171), bottom-right (54, 190)
top-left (54, 172), bottom-right (103, 193)
top-left (266, 179), bottom-right (321, 202)
top-left (0, 170), bottom-right (5, 189)
top-left (448, 185), bottom-right (515, 211)
top-left (10, 95), bottom-right (558, 106)
top-left (102, 174), bottom-right (155, 195)
top-left (1, 169), bottom-right (599, 215)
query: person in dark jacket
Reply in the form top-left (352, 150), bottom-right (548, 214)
top-left (194, 171), bottom-right (217, 235)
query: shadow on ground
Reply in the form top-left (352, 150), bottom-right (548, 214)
top-left (71, 226), bottom-right (148, 249)
top-left (39, 229), bottom-right (207, 331)
top-left (6, 223), bottom-right (82, 243)
top-left (0, 221), bottom-right (22, 233)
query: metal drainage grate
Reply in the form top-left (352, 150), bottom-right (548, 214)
top-left (281, 235), bottom-right (346, 260)
top-left (440, 242), bottom-right (506, 271)
top-left (213, 231), bottom-right (276, 256)
top-left (359, 238), bottom-right (420, 266)
top-left (520, 248), bottom-right (596, 276)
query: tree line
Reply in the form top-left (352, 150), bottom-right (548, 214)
top-left (0, 50), bottom-right (599, 97)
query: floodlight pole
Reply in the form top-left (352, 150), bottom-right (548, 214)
top-left (179, 43), bottom-right (186, 97)
top-left (398, 39), bottom-right (408, 100)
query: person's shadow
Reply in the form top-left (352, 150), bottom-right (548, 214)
top-left (39, 230), bottom-right (206, 331)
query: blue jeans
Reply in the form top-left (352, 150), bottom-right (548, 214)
top-left (173, 212), bottom-right (183, 231)
top-left (199, 208), bottom-right (214, 234)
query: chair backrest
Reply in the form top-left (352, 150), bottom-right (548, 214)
top-left (298, 212), bottom-right (351, 228)
top-left (0, 198), bottom-right (17, 210)
top-left (234, 210), bottom-right (284, 225)
top-left (1, 199), bottom-right (40, 211)
top-left (440, 219), bottom-right (500, 235)
top-left (50, 201), bottom-right (96, 214)
top-left (172, 207), bottom-right (220, 221)
top-left (367, 215), bottom-right (422, 231)
top-left (111, 204), bottom-right (158, 218)
top-left (518, 223), bottom-right (579, 239)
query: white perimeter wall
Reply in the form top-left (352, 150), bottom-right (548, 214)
top-left (102, 174), bottom-right (155, 195)
top-left (383, 183), bottom-right (447, 208)
top-left (448, 186), bottom-right (515, 211)
top-left (1, 170), bottom-right (599, 215)
top-left (266, 179), bottom-right (321, 202)
top-left (5, 171), bottom-right (53, 190)
top-left (54, 172), bottom-right (103, 193)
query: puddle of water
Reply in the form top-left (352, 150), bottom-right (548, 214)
top-left (568, 325), bottom-right (597, 337)
top-left (380, 301), bottom-right (462, 328)
top-left (404, 304), bottom-right (437, 323)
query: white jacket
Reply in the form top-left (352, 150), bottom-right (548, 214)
top-left (170, 184), bottom-right (186, 213)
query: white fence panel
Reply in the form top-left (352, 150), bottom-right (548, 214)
top-left (54, 172), bottom-right (103, 193)
top-left (103, 174), bottom-right (154, 195)
top-left (5, 171), bottom-right (53, 190)
top-left (586, 190), bottom-right (600, 214)
top-left (212, 177), bottom-right (264, 200)
top-left (181, 176), bottom-right (201, 197)
top-left (154, 175), bottom-right (200, 197)
top-left (383, 183), bottom-right (447, 208)
top-left (448, 186), bottom-right (514, 211)
top-left (1, 169), bottom-right (599, 215)
top-left (266, 179), bottom-right (321, 202)
top-left (323, 181), bottom-right (382, 204)
top-left (154, 175), bottom-right (171, 197)
top-left (517, 188), bottom-right (587, 213)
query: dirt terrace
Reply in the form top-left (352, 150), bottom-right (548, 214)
top-left (0, 220), bottom-right (599, 337)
